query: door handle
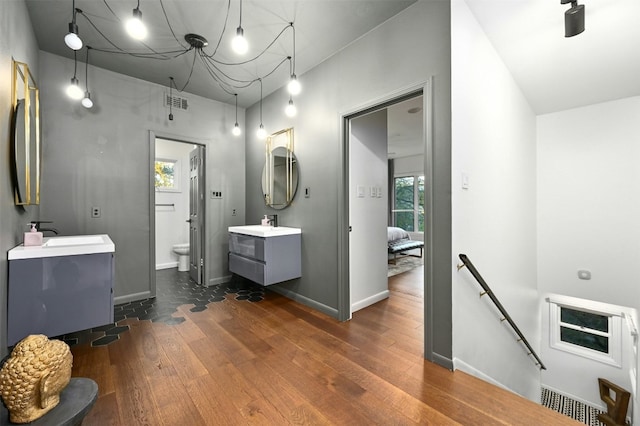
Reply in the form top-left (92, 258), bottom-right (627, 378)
top-left (186, 219), bottom-right (192, 223)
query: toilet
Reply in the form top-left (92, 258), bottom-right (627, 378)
top-left (172, 243), bottom-right (189, 272)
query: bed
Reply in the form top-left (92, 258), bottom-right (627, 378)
top-left (387, 227), bottom-right (424, 264)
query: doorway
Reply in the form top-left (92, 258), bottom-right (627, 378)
top-left (150, 136), bottom-right (206, 294)
top-left (339, 83), bottom-right (440, 362)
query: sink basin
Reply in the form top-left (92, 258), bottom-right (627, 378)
top-left (228, 225), bottom-right (301, 238)
top-left (9, 234), bottom-right (115, 260)
top-left (43, 235), bottom-right (106, 247)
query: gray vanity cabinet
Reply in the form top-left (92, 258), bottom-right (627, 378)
top-left (229, 232), bottom-right (301, 285)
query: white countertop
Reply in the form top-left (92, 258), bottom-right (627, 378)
top-left (8, 234), bottom-right (115, 260)
top-left (228, 225), bottom-right (301, 238)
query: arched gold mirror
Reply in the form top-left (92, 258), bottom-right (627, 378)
top-left (262, 128), bottom-right (298, 209)
top-left (11, 60), bottom-right (40, 206)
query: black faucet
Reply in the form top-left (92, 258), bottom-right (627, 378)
top-left (267, 214), bottom-right (278, 227)
top-left (32, 221), bottom-right (59, 235)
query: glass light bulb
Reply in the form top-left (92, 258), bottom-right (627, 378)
top-left (232, 123), bottom-right (241, 136)
top-left (232, 27), bottom-right (248, 54)
top-left (257, 124), bottom-right (267, 140)
top-left (126, 9), bottom-right (147, 40)
top-left (64, 31), bottom-right (83, 50)
top-left (82, 92), bottom-right (93, 108)
top-left (288, 75), bottom-right (301, 95)
top-left (66, 78), bottom-right (84, 100)
top-left (285, 100), bottom-right (297, 117)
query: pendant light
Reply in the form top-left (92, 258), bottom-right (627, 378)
top-left (126, 0), bottom-right (148, 40)
top-left (285, 96), bottom-right (297, 117)
top-left (232, 0), bottom-right (248, 54)
top-left (168, 77), bottom-right (174, 121)
top-left (64, 0), bottom-right (83, 50)
top-left (232, 94), bottom-right (241, 136)
top-left (81, 46), bottom-right (93, 108)
top-left (256, 80), bottom-right (267, 139)
top-left (66, 51), bottom-right (84, 100)
top-left (287, 26), bottom-right (301, 95)
top-left (561, 0), bottom-right (585, 37)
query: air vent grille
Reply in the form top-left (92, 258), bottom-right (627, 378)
top-left (165, 94), bottom-right (188, 111)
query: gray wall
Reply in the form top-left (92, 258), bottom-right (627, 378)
top-left (0, 0), bottom-right (41, 356)
top-left (245, 1), bottom-right (452, 362)
top-left (37, 51), bottom-right (245, 301)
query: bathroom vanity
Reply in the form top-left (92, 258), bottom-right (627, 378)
top-left (7, 235), bottom-right (115, 345)
top-left (228, 226), bottom-right (301, 286)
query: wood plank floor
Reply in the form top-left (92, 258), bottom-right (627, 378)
top-left (72, 267), bottom-right (578, 425)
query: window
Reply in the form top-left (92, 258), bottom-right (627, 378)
top-left (549, 296), bottom-right (622, 367)
top-left (155, 159), bottom-right (180, 192)
top-left (393, 175), bottom-right (424, 232)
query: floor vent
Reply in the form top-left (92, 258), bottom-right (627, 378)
top-left (165, 94), bottom-right (188, 111)
top-left (541, 387), bottom-right (604, 425)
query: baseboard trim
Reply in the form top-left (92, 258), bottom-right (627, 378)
top-left (453, 358), bottom-right (513, 393)
top-left (156, 262), bottom-right (178, 270)
top-left (269, 286), bottom-right (339, 319)
top-left (208, 275), bottom-right (232, 287)
top-left (351, 290), bottom-right (390, 313)
top-left (114, 291), bottom-right (151, 305)
top-left (431, 352), bottom-right (454, 371)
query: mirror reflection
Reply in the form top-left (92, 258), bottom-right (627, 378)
top-left (11, 61), bottom-right (40, 206)
top-left (262, 128), bottom-right (298, 210)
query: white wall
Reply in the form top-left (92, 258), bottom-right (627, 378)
top-left (155, 138), bottom-right (192, 269)
top-left (0, 0), bottom-right (41, 356)
top-left (38, 51), bottom-right (246, 299)
top-left (349, 110), bottom-right (389, 313)
top-left (452, 0), bottom-right (540, 400)
top-left (537, 96), bottom-right (640, 409)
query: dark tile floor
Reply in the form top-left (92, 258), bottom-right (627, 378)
top-left (55, 270), bottom-right (265, 347)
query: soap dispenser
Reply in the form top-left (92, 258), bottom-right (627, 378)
top-left (261, 215), bottom-right (270, 226)
top-left (24, 223), bottom-right (43, 246)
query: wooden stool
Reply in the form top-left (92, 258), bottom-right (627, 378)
top-left (0, 377), bottom-right (98, 425)
top-left (597, 377), bottom-right (630, 426)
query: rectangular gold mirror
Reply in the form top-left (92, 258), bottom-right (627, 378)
top-left (11, 60), bottom-right (40, 206)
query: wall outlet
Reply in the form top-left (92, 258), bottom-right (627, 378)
top-left (91, 206), bottom-right (101, 218)
top-left (232, 208), bottom-right (237, 216)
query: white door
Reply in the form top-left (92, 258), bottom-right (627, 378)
top-left (349, 109), bottom-right (389, 315)
top-left (189, 146), bottom-right (205, 284)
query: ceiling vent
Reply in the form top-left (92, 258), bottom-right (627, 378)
top-left (165, 94), bottom-right (188, 111)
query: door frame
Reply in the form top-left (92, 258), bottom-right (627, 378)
top-left (149, 131), bottom-right (208, 296)
top-left (338, 80), bottom-right (438, 362)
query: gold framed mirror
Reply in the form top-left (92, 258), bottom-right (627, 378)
top-left (262, 128), bottom-right (299, 209)
top-left (11, 60), bottom-right (40, 206)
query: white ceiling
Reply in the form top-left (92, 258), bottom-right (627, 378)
top-left (464, 0), bottom-right (640, 115)
top-left (25, 0), bottom-right (417, 108)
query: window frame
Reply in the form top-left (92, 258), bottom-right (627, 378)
top-left (392, 174), bottom-right (424, 232)
top-left (154, 158), bottom-right (181, 192)
top-left (548, 295), bottom-right (622, 368)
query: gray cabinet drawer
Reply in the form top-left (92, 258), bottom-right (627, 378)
top-left (229, 253), bottom-right (265, 285)
top-left (229, 233), bottom-right (265, 261)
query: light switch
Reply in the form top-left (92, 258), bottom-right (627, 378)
top-left (462, 173), bottom-right (470, 190)
top-left (357, 185), bottom-right (365, 198)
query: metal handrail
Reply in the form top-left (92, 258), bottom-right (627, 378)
top-left (458, 254), bottom-right (546, 370)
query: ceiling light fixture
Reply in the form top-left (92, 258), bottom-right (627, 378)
top-left (126, 0), bottom-right (148, 40)
top-left (561, 0), bottom-right (585, 37)
top-left (257, 79), bottom-right (267, 139)
top-left (287, 25), bottom-right (301, 95)
top-left (231, 0), bottom-right (248, 54)
top-left (168, 76), bottom-right (174, 121)
top-left (66, 51), bottom-right (84, 100)
top-left (285, 96), bottom-right (297, 117)
top-left (64, 0), bottom-right (83, 50)
top-left (232, 94), bottom-right (241, 136)
top-left (81, 46), bottom-right (93, 108)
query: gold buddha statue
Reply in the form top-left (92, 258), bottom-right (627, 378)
top-left (0, 335), bottom-right (73, 423)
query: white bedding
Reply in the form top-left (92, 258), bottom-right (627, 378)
top-left (387, 227), bottom-right (409, 243)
